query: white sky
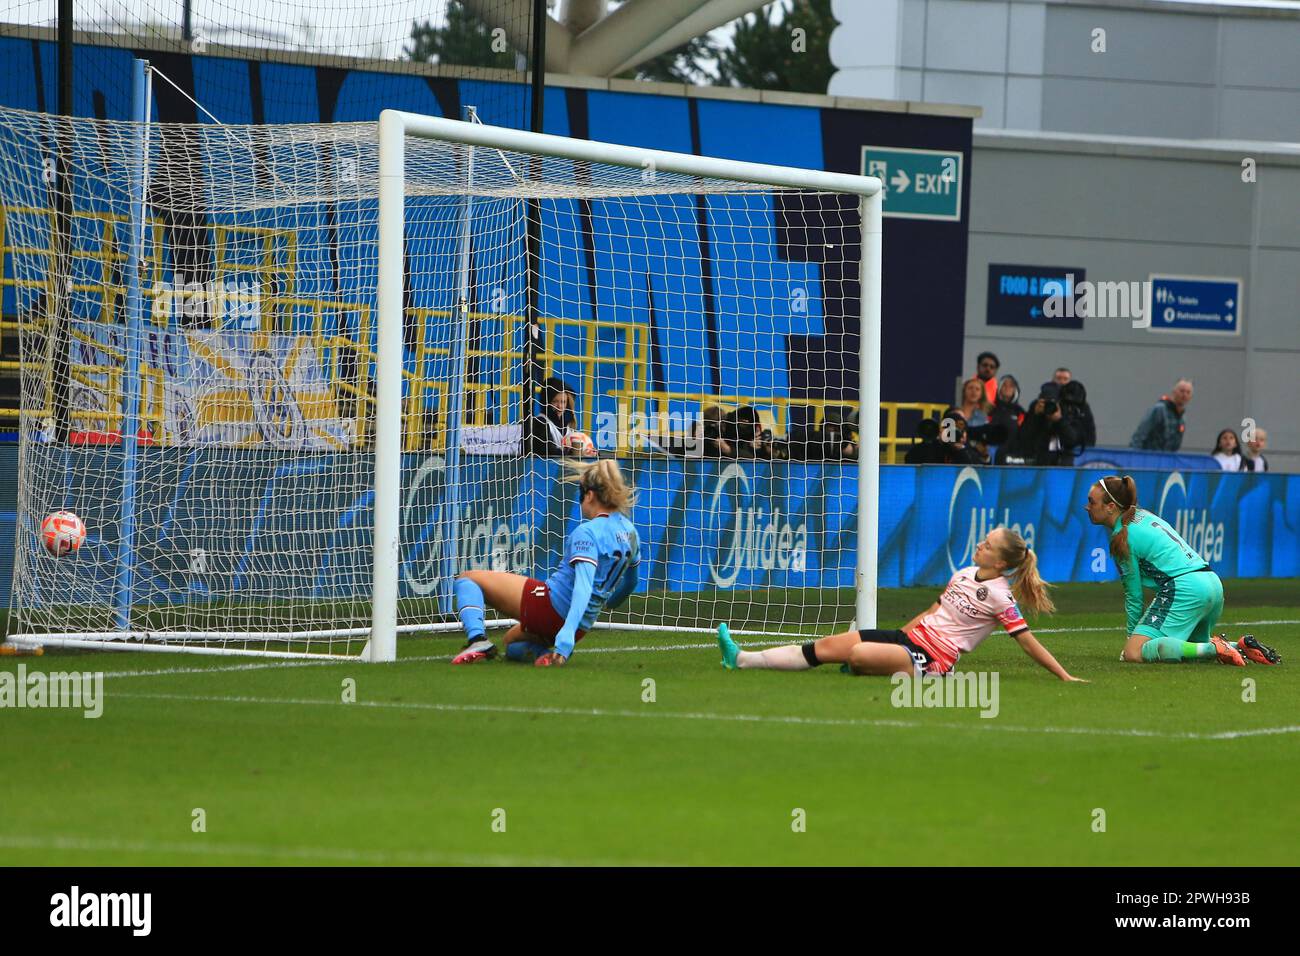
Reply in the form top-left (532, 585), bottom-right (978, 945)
top-left (4, 0), bottom-right (1299, 63)
top-left (6, 1), bottom-right (471, 58)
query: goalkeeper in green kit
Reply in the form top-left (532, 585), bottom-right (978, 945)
top-left (1084, 475), bottom-right (1280, 666)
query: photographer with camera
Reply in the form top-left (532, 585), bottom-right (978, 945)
top-left (1002, 387), bottom-right (1083, 466)
top-left (905, 409), bottom-right (1003, 465)
top-left (721, 404), bottom-right (775, 460)
top-left (786, 405), bottom-right (858, 462)
top-left (1058, 379), bottom-right (1096, 452)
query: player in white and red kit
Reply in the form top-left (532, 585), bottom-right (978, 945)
top-left (718, 528), bottom-right (1085, 682)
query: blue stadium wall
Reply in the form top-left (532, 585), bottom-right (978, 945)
top-left (0, 37), bottom-right (973, 410)
top-left (0, 445), bottom-right (1296, 608)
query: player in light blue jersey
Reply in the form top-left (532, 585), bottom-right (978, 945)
top-left (451, 460), bottom-right (640, 667)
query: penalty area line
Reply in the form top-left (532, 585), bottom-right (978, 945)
top-left (111, 690), bottom-right (1300, 741)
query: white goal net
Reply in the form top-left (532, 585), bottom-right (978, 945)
top-left (0, 100), bottom-right (881, 659)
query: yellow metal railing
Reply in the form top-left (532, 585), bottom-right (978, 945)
top-left (1, 197), bottom-right (652, 446)
top-left (879, 402), bottom-right (953, 463)
top-left (1, 203), bottom-right (939, 459)
top-left (0, 307), bottom-right (648, 452)
top-left (0, 204), bottom-right (295, 331)
top-left (609, 389), bottom-right (949, 463)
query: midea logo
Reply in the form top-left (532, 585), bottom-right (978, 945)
top-left (946, 467), bottom-right (1035, 573)
top-left (706, 462), bottom-right (807, 588)
top-left (401, 456), bottom-right (534, 595)
top-left (1156, 471), bottom-right (1224, 562)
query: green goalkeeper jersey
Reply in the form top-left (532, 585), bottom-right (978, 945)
top-left (1110, 509), bottom-right (1210, 633)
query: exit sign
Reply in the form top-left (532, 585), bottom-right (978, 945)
top-left (861, 145), bottom-right (963, 221)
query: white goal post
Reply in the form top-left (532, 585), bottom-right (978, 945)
top-left (0, 98), bottom-right (882, 661)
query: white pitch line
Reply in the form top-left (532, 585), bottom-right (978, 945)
top-left (99, 659), bottom-right (345, 679)
top-left (111, 690), bottom-right (1300, 741)
top-left (0, 833), bottom-right (665, 867)
top-left (89, 617), bottom-right (1297, 678)
top-left (91, 644), bottom-right (783, 678)
top-left (1022, 618), bottom-right (1300, 635)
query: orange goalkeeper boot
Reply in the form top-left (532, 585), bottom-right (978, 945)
top-left (1237, 634), bottom-right (1281, 665)
top-left (1210, 635), bottom-right (1246, 666)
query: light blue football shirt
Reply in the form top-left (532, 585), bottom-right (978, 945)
top-left (545, 511), bottom-right (640, 630)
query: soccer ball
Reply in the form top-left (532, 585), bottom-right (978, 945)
top-left (564, 430), bottom-right (597, 457)
top-left (41, 511), bottom-right (86, 557)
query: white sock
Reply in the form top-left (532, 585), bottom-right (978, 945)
top-left (737, 644), bottom-right (811, 671)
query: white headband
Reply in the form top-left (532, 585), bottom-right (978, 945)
top-left (1096, 477), bottom-right (1125, 508)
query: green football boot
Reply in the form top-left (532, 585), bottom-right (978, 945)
top-left (717, 622), bottom-right (740, 670)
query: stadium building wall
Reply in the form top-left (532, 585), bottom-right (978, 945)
top-left (829, 0), bottom-right (1300, 139)
top-left (963, 130), bottom-right (1300, 473)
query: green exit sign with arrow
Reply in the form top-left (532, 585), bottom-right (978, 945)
top-left (861, 146), bottom-right (963, 221)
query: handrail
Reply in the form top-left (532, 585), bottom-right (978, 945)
top-left (609, 389), bottom-right (948, 462)
top-left (2, 203), bottom-right (933, 458)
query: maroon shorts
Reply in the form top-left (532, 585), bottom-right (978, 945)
top-left (518, 578), bottom-right (586, 644)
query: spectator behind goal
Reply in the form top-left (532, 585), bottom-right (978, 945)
top-left (784, 406), bottom-right (857, 461)
top-left (989, 375), bottom-right (1025, 455)
top-left (904, 409), bottom-right (983, 465)
top-left (720, 405), bottom-right (775, 459)
top-left (526, 376), bottom-right (579, 456)
top-left (1241, 427), bottom-right (1270, 472)
top-left (1004, 388), bottom-right (1081, 466)
top-left (1212, 429), bottom-right (1243, 471)
top-left (973, 351), bottom-right (1000, 405)
top-left (1130, 379), bottom-right (1192, 452)
top-left (1058, 379), bottom-right (1096, 453)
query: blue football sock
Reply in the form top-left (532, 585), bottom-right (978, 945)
top-left (505, 641), bottom-right (548, 663)
top-left (453, 577), bottom-right (487, 642)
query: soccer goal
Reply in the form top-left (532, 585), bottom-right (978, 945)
top-left (0, 85), bottom-right (882, 660)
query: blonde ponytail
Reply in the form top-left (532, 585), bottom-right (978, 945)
top-left (1010, 547), bottom-right (1055, 616)
top-left (564, 458), bottom-right (636, 512)
top-left (995, 528), bottom-right (1056, 615)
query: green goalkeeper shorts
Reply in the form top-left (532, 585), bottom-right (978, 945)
top-left (1133, 569), bottom-right (1224, 643)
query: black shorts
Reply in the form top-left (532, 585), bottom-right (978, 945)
top-left (858, 628), bottom-right (941, 674)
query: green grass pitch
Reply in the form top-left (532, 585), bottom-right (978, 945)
top-left (2, 579), bottom-right (1297, 866)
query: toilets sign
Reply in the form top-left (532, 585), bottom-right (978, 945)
top-left (1147, 275), bottom-right (1242, 335)
top-left (862, 146), bottom-right (963, 221)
